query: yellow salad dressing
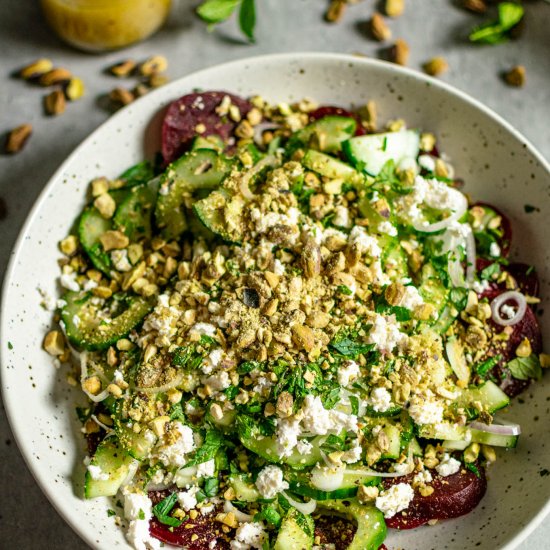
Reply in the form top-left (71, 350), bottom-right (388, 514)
top-left (41, 0), bottom-right (171, 51)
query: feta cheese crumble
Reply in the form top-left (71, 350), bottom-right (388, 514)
top-left (154, 422), bottom-right (195, 468)
top-left (255, 465), bottom-right (289, 499)
top-left (367, 387), bottom-right (393, 413)
top-left (337, 360), bottom-right (360, 387)
top-left (230, 521), bottom-right (267, 550)
top-left (366, 314), bottom-right (408, 353)
top-left (375, 483), bottom-right (415, 518)
top-left (436, 453), bottom-right (461, 477)
top-left (178, 486), bottom-right (200, 511)
top-left (196, 458), bottom-right (216, 478)
top-left (408, 393), bottom-right (445, 426)
top-left (87, 464), bottom-right (109, 481)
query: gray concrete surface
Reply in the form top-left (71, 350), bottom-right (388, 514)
top-left (1, 0), bottom-right (549, 548)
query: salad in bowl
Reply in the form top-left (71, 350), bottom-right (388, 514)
top-left (43, 90), bottom-right (546, 550)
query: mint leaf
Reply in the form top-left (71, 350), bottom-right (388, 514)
top-left (197, 0), bottom-right (241, 24)
top-left (185, 429), bottom-right (224, 467)
top-left (507, 354), bottom-right (542, 381)
top-left (239, 0), bottom-right (256, 41)
top-left (152, 493), bottom-right (183, 527)
top-left (474, 355), bottom-right (501, 378)
top-left (469, 2), bottom-right (524, 44)
top-left (329, 337), bottom-right (374, 357)
top-left (337, 284), bottom-right (353, 296)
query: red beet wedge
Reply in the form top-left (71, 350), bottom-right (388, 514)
top-left (162, 91), bottom-right (252, 164)
top-left (148, 490), bottom-right (230, 549)
top-left (383, 466), bottom-right (487, 530)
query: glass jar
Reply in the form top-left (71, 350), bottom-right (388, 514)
top-left (40, 0), bottom-right (172, 52)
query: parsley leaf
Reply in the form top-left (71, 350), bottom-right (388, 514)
top-left (152, 493), bottom-right (183, 528)
top-left (184, 429), bottom-right (224, 467)
top-left (507, 354), bottom-right (542, 381)
top-left (469, 2), bottom-right (524, 45)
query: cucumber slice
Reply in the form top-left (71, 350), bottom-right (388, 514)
top-left (302, 149), bottom-right (362, 183)
top-left (118, 160), bottom-right (155, 188)
top-left (84, 438), bottom-right (135, 498)
top-left (380, 424), bottom-right (401, 460)
top-left (60, 291), bottom-right (153, 351)
top-left (381, 240), bottom-right (408, 279)
top-left (191, 135), bottom-right (224, 152)
top-left (274, 508), bottom-right (313, 550)
top-left (417, 422), bottom-right (468, 441)
top-left (343, 130), bottom-right (420, 176)
top-left (155, 149), bottom-right (233, 240)
top-left (115, 423), bottom-right (156, 460)
top-left (228, 474), bottom-right (260, 502)
top-left (78, 207), bottom-right (114, 276)
top-left (469, 428), bottom-right (518, 448)
top-left (292, 116), bottom-right (357, 154)
top-left (319, 500), bottom-right (386, 550)
top-left (193, 189), bottom-right (246, 244)
top-left (445, 336), bottom-right (471, 384)
top-left (407, 437), bottom-right (423, 456)
top-left (457, 380), bottom-right (510, 415)
top-left (239, 434), bottom-right (323, 469)
top-left (289, 468), bottom-right (378, 501)
top-left (113, 177), bottom-right (159, 241)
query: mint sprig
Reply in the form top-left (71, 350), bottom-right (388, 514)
top-left (197, 0), bottom-right (257, 42)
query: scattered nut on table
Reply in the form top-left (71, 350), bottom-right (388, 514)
top-left (5, 124), bottom-right (32, 154)
top-left (504, 65), bottom-right (526, 87)
top-left (423, 56), bottom-right (449, 76)
top-left (370, 13), bottom-right (392, 41)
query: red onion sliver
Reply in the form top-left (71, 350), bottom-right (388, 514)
top-left (490, 290), bottom-right (527, 326)
top-left (469, 421), bottom-right (521, 436)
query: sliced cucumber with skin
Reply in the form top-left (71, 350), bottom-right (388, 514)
top-left (407, 437), bottom-right (423, 456)
top-left (191, 135), bottom-right (224, 152)
top-left (193, 189), bottom-right (246, 244)
top-left (418, 422), bottom-right (468, 441)
top-left (469, 428), bottom-right (518, 448)
top-left (118, 160), bottom-right (155, 188)
top-left (78, 188), bottom-right (130, 276)
top-left (113, 177), bottom-right (159, 241)
top-left (84, 438), bottom-right (135, 498)
top-left (302, 149), bottom-right (362, 184)
top-left (60, 291), bottom-right (153, 351)
top-left (292, 116), bottom-right (357, 154)
top-left (78, 207), bottom-right (113, 275)
top-left (289, 469), bottom-right (378, 501)
top-left (228, 474), bottom-right (260, 502)
top-left (380, 424), bottom-right (401, 460)
top-left (457, 380), bottom-right (510, 415)
top-left (115, 423), bottom-right (156, 460)
top-left (155, 149), bottom-right (233, 240)
top-left (239, 434), bottom-right (323, 469)
top-left (274, 508), bottom-right (313, 550)
top-left (318, 500), bottom-right (386, 550)
top-left (343, 130), bottom-right (420, 176)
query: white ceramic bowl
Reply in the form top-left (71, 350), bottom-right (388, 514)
top-left (2, 53), bottom-right (550, 550)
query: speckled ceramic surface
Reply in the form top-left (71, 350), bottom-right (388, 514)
top-left (2, 53), bottom-right (549, 550)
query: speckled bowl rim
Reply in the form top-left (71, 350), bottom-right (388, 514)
top-left (2, 52), bottom-right (550, 550)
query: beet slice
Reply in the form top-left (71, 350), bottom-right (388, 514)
top-left (383, 466), bottom-right (487, 530)
top-left (148, 490), bottom-right (230, 549)
top-left (309, 105), bottom-right (366, 136)
top-left (161, 91), bottom-right (252, 164)
top-left (487, 304), bottom-right (543, 397)
top-left (507, 262), bottom-right (539, 298)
